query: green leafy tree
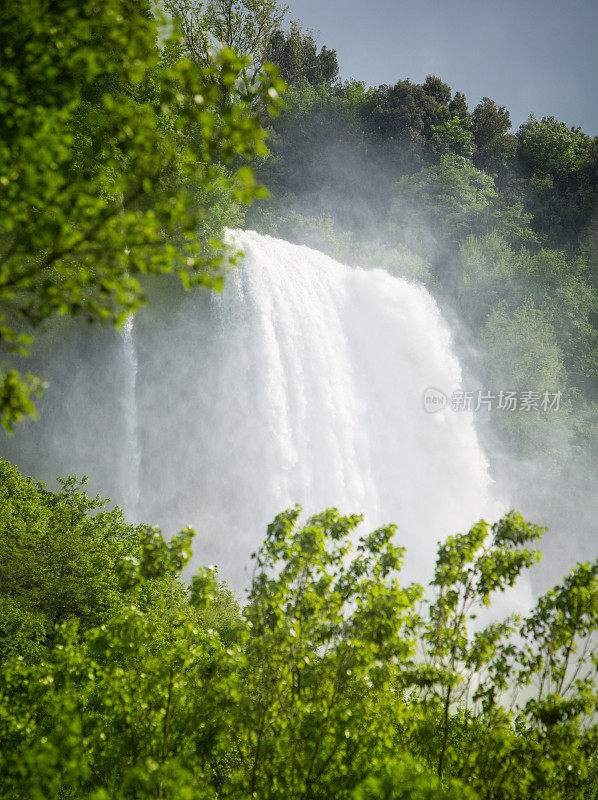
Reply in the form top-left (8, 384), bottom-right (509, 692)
top-left (233, 507), bottom-right (423, 800)
top-left (405, 514), bottom-right (543, 780)
top-left (0, 543), bottom-right (239, 798)
top-left (518, 115), bottom-right (594, 183)
top-left (395, 155), bottom-right (534, 254)
top-left (353, 754), bottom-right (478, 800)
top-left (398, 513), bottom-right (598, 800)
top-left (165, 0), bottom-right (289, 71)
top-left (432, 116), bottom-right (474, 158)
top-left (448, 91), bottom-right (469, 121)
top-left (422, 75), bottom-right (452, 107)
top-left (583, 208), bottom-right (598, 287)
top-left (0, 0), bottom-right (283, 431)
top-left (0, 461), bottom-right (136, 663)
top-left (448, 234), bottom-right (597, 393)
top-left (447, 232), bottom-right (521, 328)
top-left (360, 79), bottom-right (446, 173)
top-left (482, 300), bottom-right (566, 393)
top-left (471, 97), bottom-right (517, 174)
top-left (480, 300), bottom-right (569, 458)
top-left (0, 460), bottom-right (241, 798)
top-left (516, 248), bottom-right (598, 394)
top-left (265, 24), bottom-right (339, 88)
top-left (516, 115), bottom-right (598, 244)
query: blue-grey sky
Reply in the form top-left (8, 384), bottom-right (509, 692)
top-left (286, 0), bottom-right (598, 135)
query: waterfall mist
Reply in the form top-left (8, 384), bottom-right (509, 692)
top-left (4, 230), bottom-right (507, 590)
top-left (122, 316), bottom-right (141, 519)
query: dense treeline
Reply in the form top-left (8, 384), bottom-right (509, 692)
top-left (252, 29), bottom-right (598, 417)
top-left (255, 28), bottom-right (598, 248)
top-left (1, 460), bottom-right (597, 799)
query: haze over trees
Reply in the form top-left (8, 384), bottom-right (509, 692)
top-left (251, 33), bottom-right (598, 567)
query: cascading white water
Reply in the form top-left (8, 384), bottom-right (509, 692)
top-left (5, 229), bottom-right (506, 590)
top-left (131, 230), bottom-right (502, 586)
top-left (122, 316), bottom-right (141, 519)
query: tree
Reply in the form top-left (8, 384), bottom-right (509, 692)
top-left (0, 459), bottom-right (241, 797)
top-left (408, 514), bottom-right (543, 777)
top-left (471, 97), bottom-right (516, 174)
top-left (394, 155), bottom-right (532, 252)
top-left (0, 0), bottom-right (283, 431)
top-left (516, 248), bottom-right (598, 394)
top-left (432, 116), bottom-right (474, 158)
top-left (360, 79), bottom-right (445, 173)
top-left (448, 91), bottom-right (469, 121)
top-left (265, 24), bottom-right (339, 88)
top-left (516, 116), bottom-right (598, 243)
top-left (482, 300), bottom-right (566, 392)
top-left (235, 506), bottom-right (424, 799)
top-left (400, 513), bottom-right (598, 800)
top-left (0, 463), bottom-right (133, 664)
top-left (583, 208), bottom-right (598, 286)
top-left (165, 0), bottom-right (289, 70)
top-left (421, 78), bottom-right (475, 160)
top-left (422, 75), bottom-right (452, 107)
top-left (518, 115), bottom-right (593, 183)
top-left (480, 300), bottom-right (569, 457)
top-left (447, 232), bottom-right (522, 329)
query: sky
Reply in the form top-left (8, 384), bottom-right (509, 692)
top-left (285, 0), bottom-right (598, 135)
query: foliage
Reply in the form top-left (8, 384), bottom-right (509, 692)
top-left (359, 79), bottom-right (446, 173)
top-left (165, 0), bottom-right (289, 71)
top-left (517, 115), bottom-right (598, 243)
top-left (353, 755), bottom-right (477, 800)
top-left (516, 248), bottom-right (598, 393)
top-left (518, 116), bottom-right (594, 183)
top-left (432, 115), bottom-right (474, 159)
top-left (0, 0), bottom-right (284, 431)
top-left (395, 513), bottom-right (598, 800)
top-left (265, 24), bottom-right (339, 88)
top-left (471, 98), bottom-right (517, 175)
top-left (421, 76), bottom-right (452, 108)
top-left (234, 507), bottom-right (422, 799)
top-left (0, 461), bottom-right (135, 663)
top-left (394, 155), bottom-right (535, 254)
top-left (2, 6), bottom-right (598, 796)
top-left (0, 462), bottom-right (597, 798)
top-left (0, 461), bottom-right (239, 798)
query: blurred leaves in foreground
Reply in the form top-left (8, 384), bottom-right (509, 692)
top-left (0, 0), bottom-right (284, 431)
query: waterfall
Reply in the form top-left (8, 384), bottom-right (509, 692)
top-left (4, 229), bottom-right (505, 589)
top-left (122, 315), bottom-right (141, 519)
top-left (132, 230), bottom-right (502, 585)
